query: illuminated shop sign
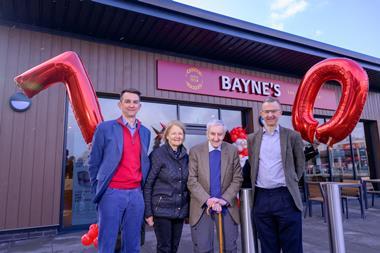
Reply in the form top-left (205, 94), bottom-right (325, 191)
top-left (157, 60), bottom-right (337, 110)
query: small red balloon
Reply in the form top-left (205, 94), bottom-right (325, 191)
top-left (93, 237), bottom-right (98, 249)
top-left (89, 223), bottom-right (98, 230)
top-left (87, 228), bottom-right (97, 240)
top-left (89, 223), bottom-right (99, 234)
top-left (81, 234), bottom-right (92, 246)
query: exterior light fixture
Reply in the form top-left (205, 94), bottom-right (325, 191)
top-left (9, 92), bottom-right (32, 112)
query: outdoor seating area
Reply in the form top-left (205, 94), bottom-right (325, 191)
top-left (361, 177), bottom-right (380, 208)
top-left (340, 180), bottom-right (365, 219)
top-left (304, 181), bottom-right (326, 220)
top-left (303, 177), bottom-right (380, 221)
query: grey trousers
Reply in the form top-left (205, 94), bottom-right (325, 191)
top-left (190, 209), bottom-right (238, 253)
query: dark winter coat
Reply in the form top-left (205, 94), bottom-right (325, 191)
top-left (144, 143), bottom-right (189, 219)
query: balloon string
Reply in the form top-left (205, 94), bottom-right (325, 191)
top-left (327, 137), bottom-right (333, 148)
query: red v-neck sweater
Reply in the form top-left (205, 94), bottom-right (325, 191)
top-left (109, 119), bottom-right (142, 189)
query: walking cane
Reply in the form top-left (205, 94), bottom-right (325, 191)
top-left (217, 212), bottom-right (224, 253)
top-left (207, 205), bottom-right (224, 253)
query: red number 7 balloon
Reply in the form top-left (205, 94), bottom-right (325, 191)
top-left (14, 51), bottom-right (104, 144)
top-left (292, 58), bottom-right (368, 147)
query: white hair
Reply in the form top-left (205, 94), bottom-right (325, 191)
top-left (206, 119), bottom-right (226, 133)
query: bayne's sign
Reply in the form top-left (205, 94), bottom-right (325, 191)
top-left (157, 60), bottom-right (338, 110)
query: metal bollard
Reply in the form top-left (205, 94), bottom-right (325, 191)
top-left (323, 183), bottom-right (346, 253)
top-left (240, 188), bottom-right (257, 253)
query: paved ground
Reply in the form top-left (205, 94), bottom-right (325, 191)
top-left (1, 201), bottom-right (379, 253)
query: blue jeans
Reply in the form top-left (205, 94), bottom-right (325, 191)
top-left (98, 187), bottom-right (144, 253)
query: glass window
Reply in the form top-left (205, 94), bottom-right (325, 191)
top-left (330, 136), bottom-right (352, 181)
top-left (98, 98), bottom-right (121, 120)
top-left (278, 116), bottom-right (331, 182)
top-left (64, 98), bottom-right (244, 227)
top-left (351, 122), bottom-right (369, 177)
top-left (220, 109), bottom-right (242, 131)
top-left (278, 115), bottom-right (294, 130)
top-left (64, 111), bottom-right (96, 227)
top-left (139, 102), bottom-right (177, 152)
top-left (304, 119), bottom-right (330, 182)
top-left (179, 105), bottom-right (218, 124)
top-left (99, 99), bottom-right (178, 152)
top-left (184, 134), bottom-right (208, 150)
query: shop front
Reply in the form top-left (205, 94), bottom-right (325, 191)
top-left (1, 0), bottom-right (380, 236)
top-left (62, 58), bottom-right (371, 229)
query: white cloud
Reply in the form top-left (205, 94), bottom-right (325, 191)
top-left (271, 0), bottom-right (295, 10)
top-left (271, 23), bottom-right (285, 30)
top-left (314, 29), bottom-right (323, 37)
top-left (270, 0), bottom-right (308, 20)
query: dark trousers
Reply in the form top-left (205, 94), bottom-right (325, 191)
top-left (253, 187), bottom-right (303, 253)
top-left (190, 210), bottom-right (238, 253)
top-left (154, 217), bottom-right (184, 253)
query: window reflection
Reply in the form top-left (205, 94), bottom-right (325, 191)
top-left (330, 135), bottom-right (353, 181)
top-left (179, 105), bottom-right (218, 124)
top-left (278, 115), bottom-right (293, 130)
top-left (310, 143), bottom-right (330, 181)
top-left (279, 116), bottom-right (331, 182)
top-left (139, 102), bottom-right (177, 152)
top-left (351, 122), bottom-right (369, 177)
top-left (184, 134), bottom-right (207, 150)
top-left (221, 109), bottom-right (242, 131)
top-left (98, 98), bottom-right (121, 120)
top-left (64, 112), bottom-right (96, 227)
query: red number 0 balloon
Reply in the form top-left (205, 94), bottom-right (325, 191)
top-left (292, 58), bottom-right (368, 147)
top-left (14, 51), bottom-right (103, 144)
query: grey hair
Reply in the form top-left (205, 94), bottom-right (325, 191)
top-left (206, 119), bottom-right (226, 133)
top-left (262, 97), bottom-right (282, 110)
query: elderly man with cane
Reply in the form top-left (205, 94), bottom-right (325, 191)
top-left (188, 119), bottom-right (243, 253)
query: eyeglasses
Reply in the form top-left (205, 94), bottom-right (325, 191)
top-left (262, 109), bottom-right (281, 114)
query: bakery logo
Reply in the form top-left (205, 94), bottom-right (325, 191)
top-left (185, 67), bottom-right (203, 90)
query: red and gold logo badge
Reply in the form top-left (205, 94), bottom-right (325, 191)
top-left (185, 67), bottom-right (203, 90)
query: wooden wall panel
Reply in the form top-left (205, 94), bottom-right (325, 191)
top-left (0, 26), bottom-right (66, 230)
top-left (0, 24), bottom-right (379, 230)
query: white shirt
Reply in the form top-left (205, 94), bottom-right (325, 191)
top-left (256, 125), bottom-right (286, 188)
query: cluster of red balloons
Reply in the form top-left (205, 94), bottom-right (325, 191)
top-left (229, 127), bottom-right (248, 157)
top-left (292, 58), bottom-right (368, 147)
top-left (229, 127), bottom-right (247, 143)
top-left (81, 223), bottom-right (99, 248)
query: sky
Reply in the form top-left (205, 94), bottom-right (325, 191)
top-left (174, 0), bottom-right (380, 59)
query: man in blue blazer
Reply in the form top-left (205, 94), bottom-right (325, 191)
top-left (88, 89), bottom-right (151, 253)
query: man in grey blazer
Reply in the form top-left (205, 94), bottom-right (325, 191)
top-left (248, 97), bottom-right (305, 253)
top-left (188, 119), bottom-right (243, 253)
